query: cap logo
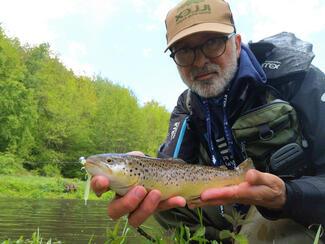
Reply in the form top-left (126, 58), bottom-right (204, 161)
top-left (178, 0), bottom-right (205, 9)
top-left (176, 1), bottom-right (211, 24)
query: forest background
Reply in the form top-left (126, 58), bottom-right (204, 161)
top-left (0, 26), bottom-right (170, 179)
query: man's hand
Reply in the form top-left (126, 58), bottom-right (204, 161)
top-left (90, 151), bottom-right (186, 227)
top-left (188, 169), bottom-right (286, 210)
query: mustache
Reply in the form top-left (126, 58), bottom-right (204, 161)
top-left (190, 64), bottom-right (221, 80)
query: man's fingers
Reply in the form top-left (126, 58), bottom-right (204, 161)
top-left (90, 175), bottom-right (110, 197)
top-left (200, 169), bottom-right (286, 209)
top-left (108, 186), bottom-right (147, 220)
top-left (157, 196), bottom-right (186, 211)
top-left (246, 169), bottom-right (286, 207)
top-left (246, 169), bottom-right (284, 189)
top-left (201, 183), bottom-right (246, 201)
top-left (128, 190), bottom-right (162, 227)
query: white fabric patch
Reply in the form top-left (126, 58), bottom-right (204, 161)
top-left (321, 93), bottom-right (325, 102)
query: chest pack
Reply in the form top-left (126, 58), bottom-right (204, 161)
top-left (231, 93), bottom-right (308, 178)
top-left (185, 88), bottom-right (309, 178)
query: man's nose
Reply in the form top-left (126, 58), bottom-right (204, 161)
top-left (193, 48), bottom-right (210, 67)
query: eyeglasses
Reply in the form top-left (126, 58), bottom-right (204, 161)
top-left (170, 33), bottom-right (235, 67)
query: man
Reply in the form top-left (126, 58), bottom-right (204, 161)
top-left (91, 0), bottom-right (325, 242)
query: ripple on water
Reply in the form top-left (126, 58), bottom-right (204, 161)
top-left (0, 198), bottom-right (130, 243)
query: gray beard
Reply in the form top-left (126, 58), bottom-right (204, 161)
top-left (179, 50), bottom-right (238, 98)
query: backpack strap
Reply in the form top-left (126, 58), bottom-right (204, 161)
top-left (185, 89), bottom-right (192, 114)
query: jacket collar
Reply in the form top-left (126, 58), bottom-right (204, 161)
top-left (190, 44), bottom-right (266, 121)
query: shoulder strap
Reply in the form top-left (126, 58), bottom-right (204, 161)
top-left (185, 89), bottom-right (192, 114)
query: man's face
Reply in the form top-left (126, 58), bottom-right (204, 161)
top-left (171, 32), bottom-right (241, 98)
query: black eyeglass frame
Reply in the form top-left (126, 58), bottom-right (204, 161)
top-left (169, 32), bottom-right (236, 67)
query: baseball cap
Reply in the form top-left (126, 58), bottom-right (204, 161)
top-left (165, 0), bottom-right (236, 51)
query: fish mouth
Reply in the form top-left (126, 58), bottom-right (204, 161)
top-left (84, 159), bottom-right (112, 176)
top-left (85, 156), bottom-right (106, 167)
top-left (85, 160), bottom-right (98, 166)
top-left (84, 160), bottom-right (99, 170)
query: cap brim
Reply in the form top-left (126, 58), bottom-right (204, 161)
top-left (164, 23), bottom-right (234, 52)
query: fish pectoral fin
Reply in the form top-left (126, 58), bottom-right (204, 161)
top-left (114, 186), bottom-right (130, 196)
top-left (187, 196), bottom-right (202, 206)
top-left (112, 181), bottom-right (139, 196)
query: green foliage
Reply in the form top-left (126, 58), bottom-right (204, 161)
top-left (102, 217), bottom-right (130, 244)
top-left (171, 208), bottom-right (210, 244)
top-left (219, 230), bottom-right (247, 244)
top-left (0, 29), bottom-right (38, 158)
top-left (1, 228), bottom-right (61, 244)
top-left (222, 208), bottom-right (251, 232)
top-left (0, 26), bottom-right (170, 178)
top-left (38, 164), bottom-right (61, 177)
top-left (91, 78), bottom-right (142, 153)
top-left (141, 101), bottom-right (170, 156)
top-left (0, 174), bottom-right (113, 200)
top-left (174, 225), bottom-right (209, 244)
top-left (313, 224), bottom-right (323, 244)
top-left (0, 153), bottom-right (27, 175)
top-left (219, 209), bottom-right (250, 244)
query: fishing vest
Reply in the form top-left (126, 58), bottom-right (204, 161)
top-left (185, 32), bottom-right (314, 179)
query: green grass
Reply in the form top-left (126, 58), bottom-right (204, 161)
top-left (0, 174), bottom-right (113, 200)
top-left (1, 228), bottom-right (62, 244)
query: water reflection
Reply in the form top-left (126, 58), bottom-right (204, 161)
top-left (0, 198), bottom-right (151, 243)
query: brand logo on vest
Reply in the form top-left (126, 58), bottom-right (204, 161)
top-left (262, 60), bottom-right (281, 70)
top-left (170, 122), bottom-right (180, 140)
top-left (176, 1), bottom-right (211, 24)
top-left (321, 93), bottom-right (325, 102)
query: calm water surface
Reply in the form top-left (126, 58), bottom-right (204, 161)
top-left (0, 198), bottom-right (159, 243)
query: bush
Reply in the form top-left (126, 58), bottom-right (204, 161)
top-left (0, 153), bottom-right (27, 175)
top-left (38, 163), bottom-right (61, 177)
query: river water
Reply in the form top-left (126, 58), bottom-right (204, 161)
top-left (0, 198), bottom-right (159, 243)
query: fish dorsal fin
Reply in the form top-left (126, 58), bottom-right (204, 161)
top-left (165, 158), bottom-right (186, 164)
top-left (218, 165), bottom-right (228, 170)
top-left (237, 158), bottom-right (254, 170)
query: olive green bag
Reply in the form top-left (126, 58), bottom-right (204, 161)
top-left (232, 99), bottom-right (307, 176)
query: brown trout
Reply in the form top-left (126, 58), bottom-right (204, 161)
top-left (81, 154), bottom-right (253, 202)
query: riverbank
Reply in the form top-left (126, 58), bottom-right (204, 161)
top-left (0, 174), bottom-right (114, 201)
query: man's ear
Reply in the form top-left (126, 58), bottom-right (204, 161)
top-left (235, 34), bottom-right (242, 58)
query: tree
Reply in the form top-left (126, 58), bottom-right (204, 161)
top-left (0, 28), bottom-right (37, 158)
top-left (141, 101), bottom-right (170, 156)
